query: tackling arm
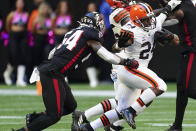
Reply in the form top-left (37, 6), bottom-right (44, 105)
top-left (87, 40), bottom-right (123, 65)
top-left (87, 40), bottom-right (139, 68)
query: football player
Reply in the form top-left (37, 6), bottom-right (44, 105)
top-left (72, 1), bottom-right (137, 131)
top-left (72, 0), bottom-right (180, 131)
top-left (12, 12), bottom-right (139, 131)
top-left (72, 1), bottom-right (180, 131)
top-left (164, 0), bottom-right (196, 131)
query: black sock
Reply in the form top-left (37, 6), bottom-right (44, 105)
top-left (174, 85), bottom-right (188, 128)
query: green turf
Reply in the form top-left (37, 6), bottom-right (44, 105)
top-left (0, 83), bottom-right (195, 131)
top-left (0, 82), bottom-right (177, 91)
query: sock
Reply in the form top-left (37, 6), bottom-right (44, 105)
top-left (90, 109), bottom-right (120, 130)
top-left (84, 98), bottom-right (117, 119)
top-left (174, 84), bottom-right (188, 128)
top-left (130, 88), bottom-right (156, 114)
top-left (86, 67), bottom-right (98, 88)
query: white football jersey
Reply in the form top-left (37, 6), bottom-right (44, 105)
top-left (109, 6), bottom-right (167, 67)
top-left (117, 18), bottom-right (163, 67)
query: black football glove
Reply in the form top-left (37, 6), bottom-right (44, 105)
top-left (118, 29), bottom-right (134, 48)
top-left (154, 28), bottom-right (174, 46)
top-left (124, 58), bottom-right (139, 69)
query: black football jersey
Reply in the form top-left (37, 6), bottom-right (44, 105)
top-left (38, 26), bottom-right (103, 75)
top-left (177, 2), bottom-right (196, 53)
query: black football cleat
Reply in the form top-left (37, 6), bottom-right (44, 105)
top-left (104, 124), bottom-right (124, 131)
top-left (26, 112), bottom-right (41, 126)
top-left (165, 124), bottom-right (182, 131)
top-left (121, 109), bottom-right (136, 129)
top-left (72, 110), bottom-right (89, 131)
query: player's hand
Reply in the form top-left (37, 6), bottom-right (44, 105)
top-left (118, 29), bottom-right (134, 48)
top-left (124, 58), bottom-right (139, 69)
top-left (167, 0), bottom-right (181, 10)
top-left (154, 28), bottom-right (174, 43)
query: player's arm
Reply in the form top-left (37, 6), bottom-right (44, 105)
top-left (155, 0), bottom-right (181, 27)
top-left (112, 29), bottom-right (134, 52)
top-left (154, 28), bottom-right (179, 46)
top-left (87, 40), bottom-right (139, 68)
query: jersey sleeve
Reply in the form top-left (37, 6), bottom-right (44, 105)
top-left (155, 13), bottom-right (167, 31)
top-left (84, 28), bottom-right (103, 43)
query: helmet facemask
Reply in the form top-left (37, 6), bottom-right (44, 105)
top-left (136, 13), bottom-right (156, 31)
top-left (79, 12), bottom-right (106, 34)
top-left (94, 13), bottom-right (106, 34)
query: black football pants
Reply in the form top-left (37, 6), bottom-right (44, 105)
top-left (27, 72), bottom-right (77, 131)
top-left (174, 53), bottom-right (196, 128)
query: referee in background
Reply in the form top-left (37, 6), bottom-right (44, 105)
top-left (162, 0), bottom-right (196, 130)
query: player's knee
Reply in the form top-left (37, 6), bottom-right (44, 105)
top-left (66, 100), bottom-right (78, 115)
top-left (158, 79), bottom-right (167, 92)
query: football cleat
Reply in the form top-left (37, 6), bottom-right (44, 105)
top-left (72, 111), bottom-right (89, 131)
top-left (165, 124), bottom-right (182, 131)
top-left (104, 124), bottom-right (124, 131)
top-left (26, 112), bottom-right (41, 126)
top-left (121, 109), bottom-right (136, 129)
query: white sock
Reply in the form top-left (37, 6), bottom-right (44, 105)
top-left (86, 67), bottom-right (98, 88)
top-left (85, 98), bottom-right (117, 119)
top-left (3, 64), bottom-right (14, 85)
top-left (90, 109), bottom-right (119, 130)
top-left (16, 65), bottom-right (26, 86)
top-left (131, 88), bottom-right (156, 114)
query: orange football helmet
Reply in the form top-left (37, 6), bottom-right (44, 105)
top-left (129, 3), bottom-right (156, 31)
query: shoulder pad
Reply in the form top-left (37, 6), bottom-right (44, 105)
top-left (110, 8), bottom-right (129, 24)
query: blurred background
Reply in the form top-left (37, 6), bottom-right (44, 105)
top-left (0, 0), bottom-right (180, 86)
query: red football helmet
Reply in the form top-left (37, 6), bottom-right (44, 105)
top-left (106, 0), bottom-right (133, 8)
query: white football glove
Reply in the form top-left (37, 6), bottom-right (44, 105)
top-left (129, 1), bottom-right (136, 6)
top-left (29, 67), bottom-right (40, 84)
top-left (168, 0), bottom-right (181, 10)
top-left (48, 47), bottom-right (56, 60)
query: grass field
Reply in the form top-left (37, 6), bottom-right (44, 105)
top-left (0, 83), bottom-right (196, 131)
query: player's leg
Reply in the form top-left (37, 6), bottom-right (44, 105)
top-left (72, 70), bottom-right (119, 127)
top-left (77, 81), bottom-right (141, 131)
top-left (16, 33), bottom-right (27, 86)
top-left (166, 55), bottom-right (189, 131)
top-left (62, 81), bottom-right (77, 115)
top-left (16, 73), bottom-right (67, 131)
top-left (119, 66), bottom-right (167, 129)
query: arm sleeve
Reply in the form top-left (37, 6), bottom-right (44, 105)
top-left (97, 46), bottom-right (121, 65)
top-left (156, 13), bottom-right (167, 31)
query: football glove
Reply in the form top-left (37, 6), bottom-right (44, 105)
top-left (124, 58), bottom-right (139, 69)
top-left (154, 28), bottom-right (174, 45)
top-left (118, 29), bottom-right (134, 48)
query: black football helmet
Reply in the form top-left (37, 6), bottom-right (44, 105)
top-left (80, 12), bottom-right (106, 34)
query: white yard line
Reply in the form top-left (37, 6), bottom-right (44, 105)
top-left (145, 123), bottom-right (196, 127)
top-left (0, 89), bottom-right (177, 98)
